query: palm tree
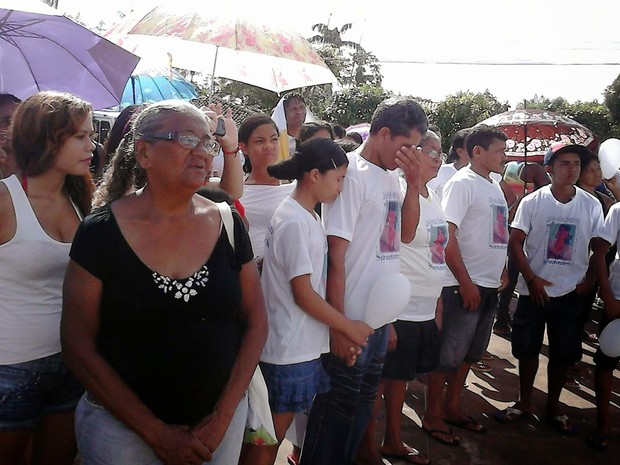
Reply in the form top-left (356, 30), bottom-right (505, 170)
top-left (309, 22), bottom-right (362, 51)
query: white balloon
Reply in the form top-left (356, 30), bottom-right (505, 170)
top-left (598, 138), bottom-right (620, 179)
top-left (599, 319), bottom-right (620, 358)
top-left (364, 273), bottom-right (411, 329)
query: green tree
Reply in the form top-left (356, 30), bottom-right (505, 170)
top-left (432, 91), bottom-right (509, 152)
top-left (604, 73), bottom-right (620, 123)
top-left (309, 23), bottom-right (362, 51)
top-left (520, 95), bottom-right (620, 141)
top-left (320, 84), bottom-right (392, 127)
top-left (310, 22), bottom-right (382, 88)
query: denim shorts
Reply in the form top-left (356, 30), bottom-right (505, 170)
top-left (511, 292), bottom-right (583, 364)
top-left (382, 319), bottom-right (440, 380)
top-left (260, 358), bottom-right (330, 414)
top-left (438, 285), bottom-right (498, 371)
top-left (0, 352), bottom-right (84, 431)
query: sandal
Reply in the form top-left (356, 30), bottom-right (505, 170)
top-left (563, 377), bottom-right (580, 389)
top-left (587, 431), bottom-right (609, 451)
top-left (422, 426), bottom-right (460, 446)
top-left (381, 444), bottom-right (430, 464)
top-left (471, 361), bottom-right (492, 372)
top-left (494, 406), bottom-right (530, 423)
top-left (445, 415), bottom-right (486, 433)
top-left (547, 415), bottom-right (578, 436)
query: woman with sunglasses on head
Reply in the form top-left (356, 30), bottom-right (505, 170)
top-left (0, 91), bottom-right (95, 465)
top-left (61, 100), bottom-right (267, 465)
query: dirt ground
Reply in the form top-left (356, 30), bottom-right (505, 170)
top-left (275, 302), bottom-right (620, 465)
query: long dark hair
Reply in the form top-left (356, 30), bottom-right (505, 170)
top-left (11, 91), bottom-right (94, 215)
top-left (238, 113), bottom-right (279, 174)
top-left (267, 138), bottom-right (348, 181)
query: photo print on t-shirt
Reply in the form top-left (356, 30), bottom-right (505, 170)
top-left (489, 202), bottom-right (509, 248)
top-left (378, 199), bottom-right (401, 257)
top-left (428, 223), bottom-right (448, 269)
top-left (545, 221), bottom-right (577, 264)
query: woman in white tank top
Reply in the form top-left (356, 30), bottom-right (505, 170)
top-left (0, 91), bottom-right (95, 465)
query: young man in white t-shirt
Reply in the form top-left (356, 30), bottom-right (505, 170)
top-left (495, 142), bottom-right (604, 436)
top-left (422, 125), bottom-right (509, 446)
top-left (300, 98), bottom-right (428, 465)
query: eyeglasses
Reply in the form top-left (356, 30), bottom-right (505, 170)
top-left (418, 147), bottom-right (445, 161)
top-left (140, 132), bottom-right (220, 154)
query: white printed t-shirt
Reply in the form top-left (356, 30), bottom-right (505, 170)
top-left (399, 178), bottom-right (449, 321)
top-left (427, 163), bottom-right (457, 200)
top-left (442, 166), bottom-right (508, 288)
top-left (323, 151), bottom-right (402, 321)
top-left (512, 186), bottom-right (604, 297)
top-left (240, 182), bottom-right (295, 260)
top-left (260, 197), bottom-right (329, 364)
top-left (600, 203), bottom-right (620, 299)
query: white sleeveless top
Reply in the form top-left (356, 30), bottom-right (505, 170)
top-left (0, 175), bottom-right (73, 364)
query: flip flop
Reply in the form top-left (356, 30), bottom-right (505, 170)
top-left (445, 415), bottom-right (486, 433)
top-left (587, 431), bottom-right (609, 451)
top-left (547, 415), bottom-right (578, 436)
top-left (494, 406), bottom-right (530, 423)
top-left (381, 445), bottom-right (430, 465)
top-left (422, 426), bottom-right (460, 446)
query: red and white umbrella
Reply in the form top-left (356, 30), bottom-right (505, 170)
top-left (478, 109), bottom-right (597, 163)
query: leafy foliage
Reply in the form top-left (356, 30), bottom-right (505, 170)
top-left (309, 23), bottom-right (362, 51)
top-left (320, 84), bottom-right (392, 127)
top-left (604, 74), bottom-right (620, 123)
top-left (431, 91), bottom-right (510, 152)
top-left (519, 95), bottom-right (620, 141)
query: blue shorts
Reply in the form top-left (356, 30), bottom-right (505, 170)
top-left (260, 359), bottom-right (330, 414)
top-left (382, 319), bottom-right (440, 380)
top-left (511, 292), bottom-right (583, 364)
top-left (438, 286), bottom-right (498, 371)
top-left (0, 352), bottom-right (84, 431)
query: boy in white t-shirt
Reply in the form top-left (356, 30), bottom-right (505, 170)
top-left (300, 98), bottom-right (428, 465)
top-left (422, 125), bottom-right (509, 446)
top-left (495, 142), bottom-right (604, 436)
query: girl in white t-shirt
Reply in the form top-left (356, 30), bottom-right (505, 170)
top-left (242, 138), bottom-right (374, 465)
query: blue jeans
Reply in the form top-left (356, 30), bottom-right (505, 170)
top-left (75, 393), bottom-right (248, 465)
top-left (300, 326), bottom-right (388, 465)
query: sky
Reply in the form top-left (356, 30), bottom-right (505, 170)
top-left (56, 0), bottom-right (620, 108)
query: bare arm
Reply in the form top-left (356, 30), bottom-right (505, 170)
top-left (291, 274), bottom-right (373, 347)
top-left (589, 237), bottom-right (620, 319)
top-left (326, 235), bottom-right (360, 365)
top-left (205, 105), bottom-right (244, 200)
top-left (193, 260), bottom-right (268, 451)
top-left (61, 261), bottom-right (211, 465)
top-left (509, 228), bottom-right (551, 306)
top-left (444, 222), bottom-right (480, 311)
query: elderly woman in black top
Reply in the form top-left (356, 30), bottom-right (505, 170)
top-left (61, 100), bottom-right (267, 465)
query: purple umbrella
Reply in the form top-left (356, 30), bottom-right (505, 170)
top-left (0, 1), bottom-right (140, 109)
